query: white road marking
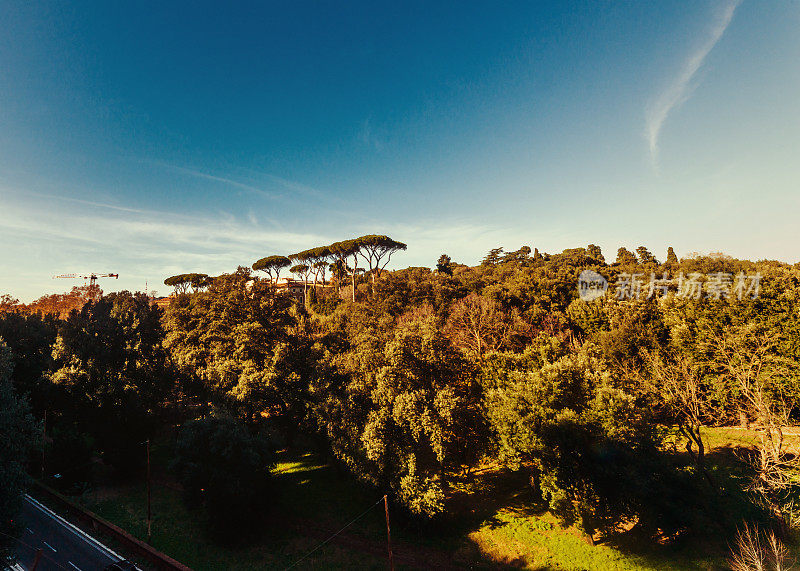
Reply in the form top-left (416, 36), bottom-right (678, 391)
top-left (24, 495), bottom-right (123, 561)
top-left (26, 528), bottom-right (34, 534)
top-left (68, 562), bottom-right (83, 571)
top-left (42, 540), bottom-right (57, 552)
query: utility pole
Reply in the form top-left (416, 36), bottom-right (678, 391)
top-left (146, 439), bottom-right (152, 542)
top-left (31, 549), bottom-right (43, 570)
top-left (383, 495), bottom-right (394, 571)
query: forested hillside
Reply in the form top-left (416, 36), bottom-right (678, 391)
top-left (3, 239), bottom-right (800, 568)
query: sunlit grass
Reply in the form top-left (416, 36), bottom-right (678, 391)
top-left (71, 430), bottom-right (800, 570)
top-left (468, 510), bottom-right (716, 571)
top-left (272, 452), bottom-right (326, 475)
top-left (701, 425), bottom-right (800, 453)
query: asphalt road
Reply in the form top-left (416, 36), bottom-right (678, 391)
top-left (14, 495), bottom-right (128, 571)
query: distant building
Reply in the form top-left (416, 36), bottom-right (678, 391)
top-left (152, 296), bottom-right (173, 309)
top-left (273, 277), bottom-right (305, 298)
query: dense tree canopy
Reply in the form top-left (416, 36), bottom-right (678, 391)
top-left (49, 291), bottom-right (173, 470)
top-left (4, 237), bottom-right (800, 554)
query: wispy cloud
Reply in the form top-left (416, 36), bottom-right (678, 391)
top-left (155, 162), bottom-right (280, 199)
top-left (646, 0), bottom-right (740, 167)
top-left (149, 159), bottom-right (336, 205)
top-left (0, 190), bottom-right (332, 300)
top-left (0, 188), bottom-right (545, 300)
top-left (260, 173), bottom-right (327, 200)
top-left (17, 189), bottom-right (157, 216)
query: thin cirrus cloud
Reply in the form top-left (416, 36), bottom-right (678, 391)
top-left (152, 161), bottom-right (280, 200)
top-left (0, 187), bottom-right (560, 300)
top-left (645, 0), bottom-right (740, 168)
top-left (0, 190), bottom-right (329, 298)
top-left (151, 160), bottom-right (332, 203)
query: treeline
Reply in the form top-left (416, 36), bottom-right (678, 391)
top-left (0, 285), bottom-right (102, 318)
top-left (2, 240), bottom-right (800, 556)
top-left (164, 234), bottom-right (407, 303)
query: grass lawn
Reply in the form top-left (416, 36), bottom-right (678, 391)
top-left (467, 509), bottom-right (718, 571)
top-left (701, 425), bottom-right (800, 453)
top-left (67, 427), bottom-right (799, 570)
top-left (77, 450), bottom-right (395, 569)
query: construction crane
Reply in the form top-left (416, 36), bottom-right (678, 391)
top-left (52, 273), bottom-right (119, 288)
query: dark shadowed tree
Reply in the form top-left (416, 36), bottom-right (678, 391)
top-left (636, 246), bottom-right (658, 266)
top-left (0, 294), bottom-right (19, 313)
top-left (615, 247), bottom-right (638, 266)
top-left (587, 244), bottom-right (605, 264)
top-left (0, 312), bottom-right (57, 415)
top-left (0, 340), bottom-right (38, 560)
top-left (187, 273), bottom-right (210, 292)
top-left (482, 247), bottom-right (504, 266)
top-left (50, 292), bottom-right (172, 471)
top-left (173, 413), bottom-right (275, 539)
top-left (329, 258), bottom-right (349, 289)
top-left (502, 246), bottom-right (532, 265)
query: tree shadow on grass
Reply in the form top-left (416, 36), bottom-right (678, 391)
top-left (267, 450), bottom-right (531, 568)
top-left (449, 457), bottom-right (760, 571)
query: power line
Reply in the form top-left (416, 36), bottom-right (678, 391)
top-left (282, 497), bottom-right (384, 571)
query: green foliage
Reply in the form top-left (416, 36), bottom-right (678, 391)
top-left (0, 340), bottom-right (38, 561)
top-left (8, 238), bottom-right (800, 559)
top-left (163, 267), bottom-right (311, 434)
top-left (164, 273), bottom-right (209, 294)
top-left (0, 311), bottom-right (56, 415)
top-left (567, 298), bottom-right (609, 337)
top-left (482, 347), bottom-right (699, 539)
top-left (587, 244), bottom-right (605, 264)
top-left (615, 247), bottom-right (638, 266)
top-left (50, 291), bottom-right (172, 471)
top-left (317, 305), bottom-right (484, 517)
top-left (597, 299), bottom-right (669, 377)
top-left (172, 413), bottom-right (275, 538)
top-left (436, 254), bottom-right (453, 275)
top-left (502, 246), bottom-right (533, 265)
top-left (636, 245), bottom-right (659, 266)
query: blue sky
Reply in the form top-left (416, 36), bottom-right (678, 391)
top-left (1, 1), bottom-right (798, 301)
